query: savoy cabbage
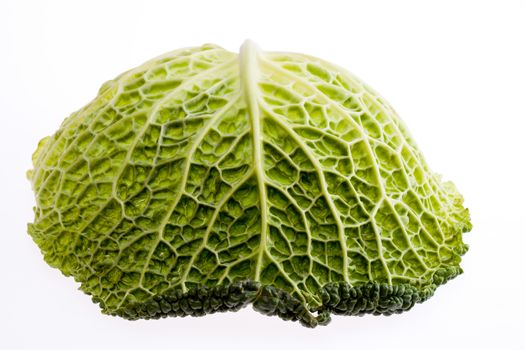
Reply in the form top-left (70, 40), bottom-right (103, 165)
top-left (27, 41), bottom-right (472, 327)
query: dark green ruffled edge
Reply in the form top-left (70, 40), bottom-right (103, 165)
top-left (110, 266), bottom-right (462, 328)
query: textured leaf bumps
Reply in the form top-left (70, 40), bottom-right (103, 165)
top-left (28, 41), bottom-right (471, 327)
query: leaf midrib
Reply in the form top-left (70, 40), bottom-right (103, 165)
top-left (239, 41), bottom-right (269, 283)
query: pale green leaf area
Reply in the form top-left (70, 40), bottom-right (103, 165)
top-left (28, 41), bottom-right (471, 327)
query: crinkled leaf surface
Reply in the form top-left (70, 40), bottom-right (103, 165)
top-left (28, 41), bottom-right (471, 327)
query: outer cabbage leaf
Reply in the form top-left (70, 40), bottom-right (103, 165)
top-left (28, 41), bottom-right (471, 327)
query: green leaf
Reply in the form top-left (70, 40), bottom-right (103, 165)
top-left (28, 40), bottom-right (471, 327)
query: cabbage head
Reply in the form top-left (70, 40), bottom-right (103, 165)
top-left (27, 40), bottom-right (472, 327)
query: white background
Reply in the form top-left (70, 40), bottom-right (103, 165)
top-left (1, 0), bottom-right (524, 349)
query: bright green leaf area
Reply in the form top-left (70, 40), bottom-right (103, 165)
top-left (28, 41), bottom-right (471, 327)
